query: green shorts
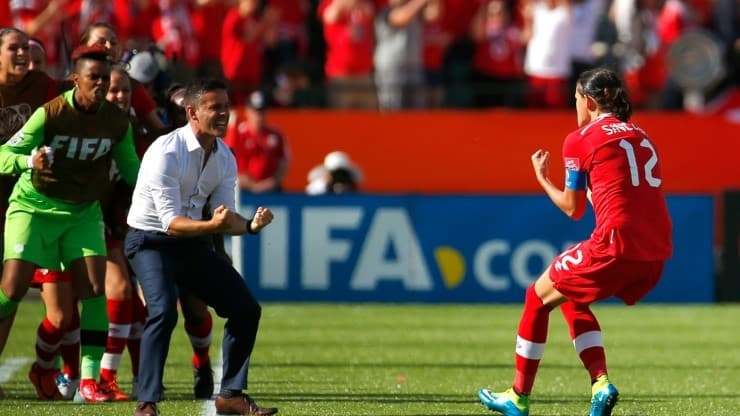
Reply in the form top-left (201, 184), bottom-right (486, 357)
top-left (3, 200), bottom-right (106, 269)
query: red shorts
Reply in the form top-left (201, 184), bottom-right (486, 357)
top-left (548, 240), bottom-right (665, 305)
top-left (31, 269), bottom-right (73, 288)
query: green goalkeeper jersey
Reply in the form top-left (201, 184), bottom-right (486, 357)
top-left (0, 89), bottom-right (140, 211)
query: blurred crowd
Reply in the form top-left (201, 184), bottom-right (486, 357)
top-left (1, 0), bottom-right (738, 112)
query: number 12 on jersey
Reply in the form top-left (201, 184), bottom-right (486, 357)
top-left (619, 138), bottom-right (661, 188)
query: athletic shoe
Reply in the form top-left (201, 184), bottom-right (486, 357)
top-left (74, 379), bottom-right (114, 403)
top-left (28, 363), bottom-right (62, 400)
top-left (55, 373), bottom-right (80, 400)
top-left (590, 382), bottom-right (619, 416)
top-left (100, 377), bottom-right (132, 401)
top-left (193, 361), bottom-right (214, 399)
top-left (478, 388), bottom-right (529, 416)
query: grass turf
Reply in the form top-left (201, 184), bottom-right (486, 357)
top-left (0, 301), bottom-right (738, 415)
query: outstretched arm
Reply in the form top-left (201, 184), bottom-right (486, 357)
top-left (387, 0), bottom-right (430, 28)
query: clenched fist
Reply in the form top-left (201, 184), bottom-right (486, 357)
top-left (248, 206), bottom-right (274, 234)
top-left (531, 149), bottom-right (550, 180)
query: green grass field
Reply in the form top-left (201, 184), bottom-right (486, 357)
top-left (0, 301), bottom-right (738, 415)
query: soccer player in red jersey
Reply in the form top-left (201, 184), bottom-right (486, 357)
top-left (478, 67), bottom-right (673, 416)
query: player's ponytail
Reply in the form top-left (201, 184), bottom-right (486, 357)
top-left (577, 67), bottom-right (633, 122)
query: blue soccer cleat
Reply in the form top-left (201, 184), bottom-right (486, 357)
top-left (590, 381), bottom-right (619, 416)
top-left (478, 388), bottom-right (530, 416)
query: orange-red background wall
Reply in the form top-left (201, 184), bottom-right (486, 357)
top-left (266, 110), bottom-right (740, 195)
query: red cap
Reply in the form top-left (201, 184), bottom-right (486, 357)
top-left (70, 44), bottom-right (109, 64)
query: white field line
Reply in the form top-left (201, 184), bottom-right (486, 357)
top-left (201, 352), bottom-right (222, 416)
top-left (0, 357), bottom-right (32, 384)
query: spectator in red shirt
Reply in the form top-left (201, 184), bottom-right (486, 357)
top-left (10, 0), bottom-right (69, 78)
top-left (113, 0), bottom-right (157, 51)
top-left (224, 91), bottom-right (289, 193)
top-left (264, 0), bottom-right (311, 81)
top-left (221, 0), bottom-right (278, 107)
top-left (471, 0), bottom-right (527, 108)
top-left (64, 0), bottom-right (121, 43)
top-left (422, 0), bottom-right (452, 107)
top-left (0, 3), bottom-right (12, 28)
top-left (152, 0), bottom-right (200, 80)
top-left (190, 0), bottom-right (229, 79)
top-left (318, 0), bottom-right (378, 109)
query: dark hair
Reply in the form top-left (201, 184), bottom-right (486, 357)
top-left (183, 79), bottom-right (228, 108)
top-left (80, 22), bottom-right (117, 45)
top-left (0, 27), bottom-right (27, 48)
top-left (577, 67), bottom-right (632, 122)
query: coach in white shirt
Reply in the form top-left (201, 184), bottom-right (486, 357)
top-left (125, 79), bottom-right (278, 416)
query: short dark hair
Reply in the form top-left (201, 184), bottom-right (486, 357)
top-left (71, 44), bottom-right (110, 71)
top-left (183, 79), bottom-right (228, 108)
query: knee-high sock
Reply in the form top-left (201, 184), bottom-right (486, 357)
top-left (185, 311), bottom-right (212, 369)
top-left (560, 301), bottom-right (607, 381)
top-left (60, 303), bottom-right (81, 379)
top-left (100, 298), bottom-right (132, 383)
top-left (36, 318), bottom-right (65, 370)
top-left (80, 296), bottom-right (108, 381)
top-left (513, 285), bottom-right (553, 395)
top-left (127, 295), bottom-right (146, 377)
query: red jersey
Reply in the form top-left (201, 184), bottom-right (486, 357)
top-left (113, 0), bottom-right (157, 42)
top-left (62, 0), bottom-right (120, 40)
top-left (152, 1), bottom-right (200, 67)
top-left (0, 2), bottom-right (12, 27)
top-left (473, 24), bottom-right (525, 79)
top-left (220, 9), bottom-right (263, 85)
top-left (11, 1), bottom-right (64, 67)
top-left (191, 0), bottom-right (229, 62)
top-left (441, 0), bottom-right (480, 39)
top-left (270, 0), bottom-right (309, 53)
top-left (563, 114), bottom-right (673, 261)
top-left (224, 120), bottom-right (288, 181)
top-left (318, 0), bottom-right (375, 77)
top-left (423, 19), bottom-right (448, 72)
top-left (131, 81), bottom-right (157, 122)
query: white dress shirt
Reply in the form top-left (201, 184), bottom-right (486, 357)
top-left (127, 124), bottom-right (238, 233)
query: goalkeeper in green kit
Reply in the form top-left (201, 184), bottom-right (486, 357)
top-left (0, 44), bottom-right (140, 400)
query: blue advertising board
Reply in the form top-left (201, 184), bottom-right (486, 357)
top-left (236, 194), bottom-right (713, 303)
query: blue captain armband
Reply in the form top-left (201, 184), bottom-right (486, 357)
top-left (565, 169), bottom-right (587, 190)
